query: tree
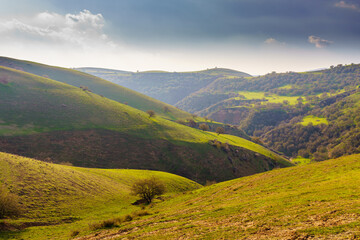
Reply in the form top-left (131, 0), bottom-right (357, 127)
top-left (216, 127), bottom-right (225, 135)
top-left (163, 106), bottom-right (170, 113)
top-left (131, 177), bottom-right (166, 204)
top-left (146, 110), bottom-right (155, 118)
top-left (199, 123), bottom-right (209, 131)
top-left (187, 119), bottom-right (196, 128)
top-left (79, 85), bottom-right (92, 92)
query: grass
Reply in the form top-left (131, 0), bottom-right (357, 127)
top-left (236, 91), bottom-right (302, 105)
top-left (291, 156), bottom-right (313, 165)
top-left (0, 152), bottom-right (201, 239)
top-left (300, 115), bottom-right (329, 126)
top-left (0, 57), bottom-right (191, 121)
top-left (83, 154), bottom-right (360, 239)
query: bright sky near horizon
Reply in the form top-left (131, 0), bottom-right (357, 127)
top-left (0, 0), bottom-right (360, 75)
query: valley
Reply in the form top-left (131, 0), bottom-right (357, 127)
top-left (0, 58), bottom-right (359, 240)
top-left (0, 58), bottom-right (290, 184)
top-left (82, 64), bottom-right (360, 161)
top-left (1, 1), bottom-right (359, 239)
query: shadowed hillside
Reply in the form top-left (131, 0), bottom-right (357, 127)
top-left (77, 67), bottom-right (250, 105)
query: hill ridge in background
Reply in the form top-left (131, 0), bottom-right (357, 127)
top-left (0, 56), bottom-right (191, 121)
top-left (0, 64), bottom-right (291, 183)
top-left (76, 66), bottom-right (251, 106)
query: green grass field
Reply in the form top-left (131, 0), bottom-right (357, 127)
top-left (300, 115), bottom-right (329, 126)
top-left (0, 152), bottom-right (201, 239)
top-left (291, 156), bottom-right (313, 165)
top-left (79, 154), bottom-right (360, 239)
top-left (236, 91), bottom-right (302, 105)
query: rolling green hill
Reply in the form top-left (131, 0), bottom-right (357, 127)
top-left (78, 154), bottom-right (360, 240)
top-left (0, 152), bottom-right (201, 239)
top-left (77, 67), bottom-right (250, 106)
top-left (0, 56), bottom-right (191, 121)
top-left (0, 66), bottom-right (291, 183)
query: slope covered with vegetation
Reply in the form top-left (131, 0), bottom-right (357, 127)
top-left (77, 67), bottom-right (250, 105)
top-left (0, 56), bottom-right (191, 120)
top-left (0, 152), bottom-right (201, 239)
top-left (262, 90), bottom-right (360, 160)
top-left (171, 64), bottom-right (360, 161)
top-left (0, 66), bottom-right (290, 183)
top-left (79, 154), bottom-right (360, 240)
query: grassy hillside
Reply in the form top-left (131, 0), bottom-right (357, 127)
top-left (0, 56), bottom-right (191, 120)
top-left (0, 66), bottom-right (291, 182)
top-left (0, 152), bottom-right (201, 239)
top-left (77, 67), bottom-right (250, 106)
top-left (79, 154), bottom-right (360, 239)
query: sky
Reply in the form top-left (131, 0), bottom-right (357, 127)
top-left (0, 0), bottom-right (360, 75)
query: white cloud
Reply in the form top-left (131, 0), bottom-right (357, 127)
top-left (0, 10), bottom-right (115, 49)
top-left (264, 38), bottom-right (286, 46)
top-left (308, 36), bottom-right (333, 48)
top-left (264, 38), bottom-right (277, 44)
top-left (334, 1), bottom-right (360, 11)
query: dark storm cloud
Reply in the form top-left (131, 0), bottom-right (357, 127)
top-left (50, 0), bottom-right (360, 47)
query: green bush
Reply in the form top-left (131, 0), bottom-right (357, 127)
top-left (0, 185), bottom-right (22, 218)
top-left (199, 123), bottom-right (209, 131)
top-left (131, 177), bottom-right (166, 204)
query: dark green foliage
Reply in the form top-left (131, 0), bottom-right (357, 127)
top-left (262, 92), bottom-right (360, 160)
top-left (240, 107), bottom-right (290, 136)
top-left (211, 64), bottom-right (360, 96)
top-left (131, 177), bottom-right (166, 204)
top-left (199, 123), bottom-right (209, 131)
top-left (187, 119), bottom-right (197, 128)
top-left (171, 63), bottom-right (360, 161)
top-left (216, 127), bottom-right (225, 135)
top-left (146, 110), bottom-right (155, 118)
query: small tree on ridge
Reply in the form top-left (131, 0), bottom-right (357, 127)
top-left (216, 127), bottom-right (225, 135)
top-left (146, 110), bottom-right (155, 118)
top-left (199, 123), bottom-right (209, 131)
top-left (131, 177), bottom-right (166, 204)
